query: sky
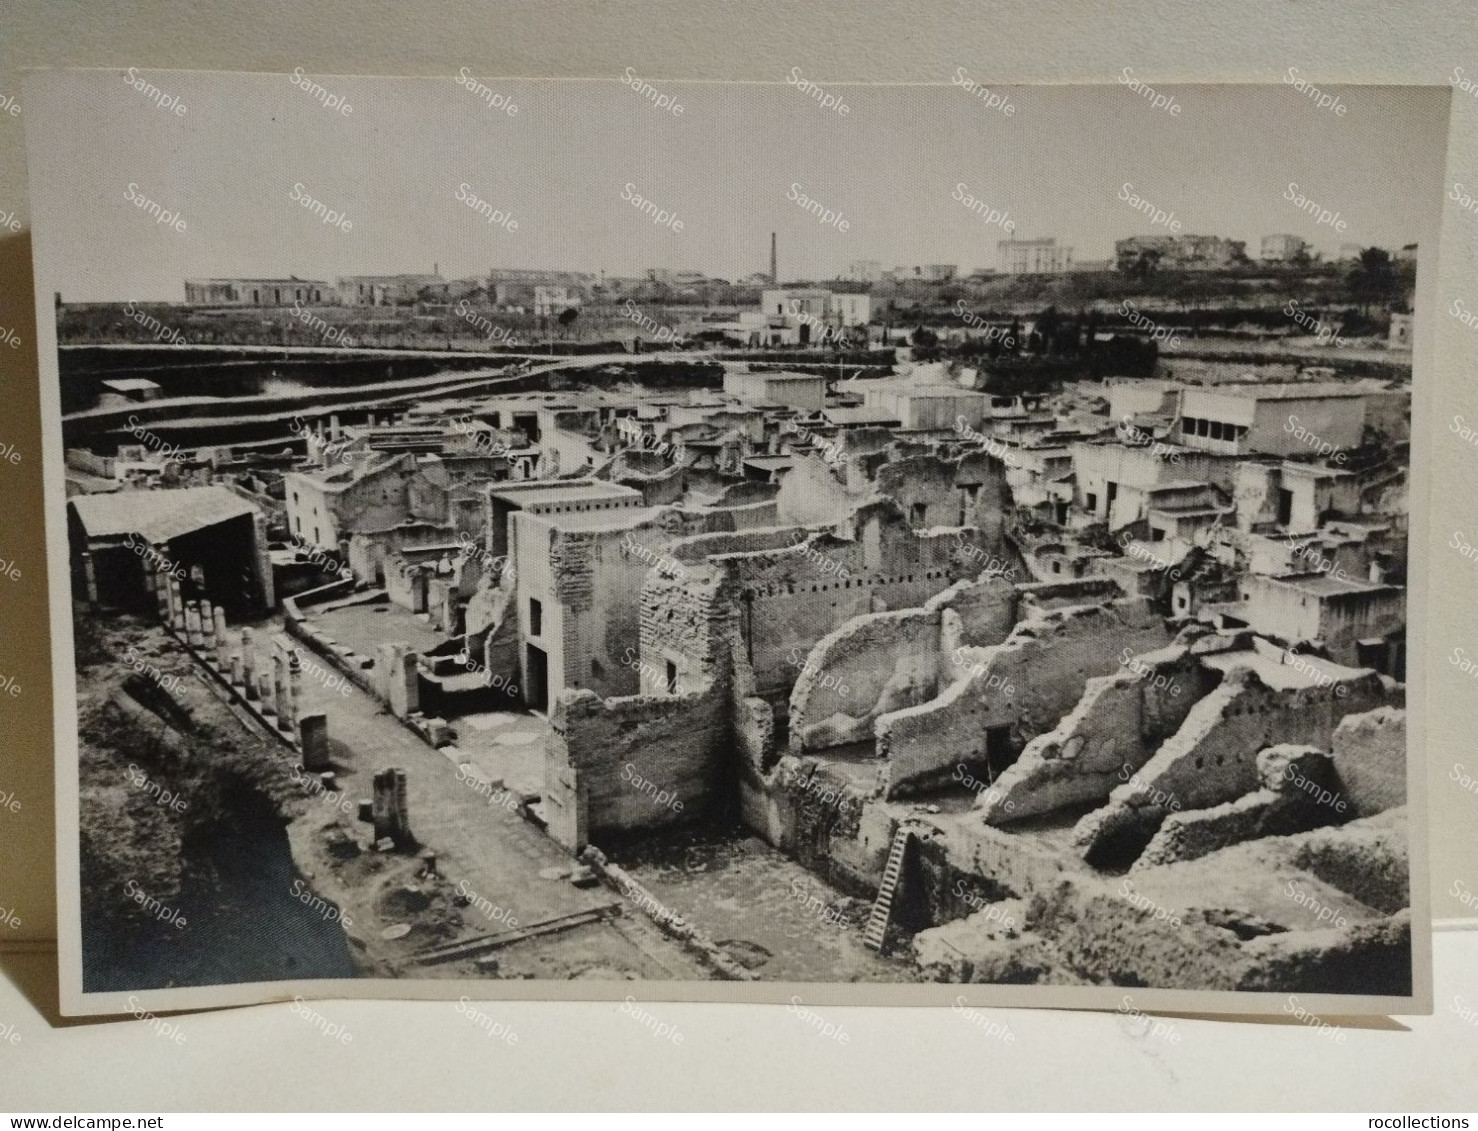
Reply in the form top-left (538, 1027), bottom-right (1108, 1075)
top-left (23, 71), bottom-right (1452, 301)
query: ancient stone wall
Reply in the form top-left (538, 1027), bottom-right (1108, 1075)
top-left (957, 447), bottom-right (1013, 562)
top-left (616, 460), bottom-right (685, 507)
top-left (775, 452), bottom-right (856, 526)
top-left (347, 520), bottom-right (453, 584)
top-left (545, 685), bottom-right (728, 849)
top-left (325, 456), bottom-right (417, 542)
top-left (711, 505), bottom-right (968, 698)
top-left (519, 509), bottom-right (725, 700)
top-left (713, 497), bottom-right (780, 530)
top-left (1133, 747), bottom-right (1345, 869)
top-left (744, 757), bottom-right (879, 895)
top-left (384, 556), bottom-right (435, 613)
top-left (925, 572), bottom-right (1018, 647)
top-left (980, 645), bottom-right (1210, 824)
top-left (1072, 666), bottom-right (1397, 865)
top-left (788, 608), bottom-right (941, 752)
top-left (874, 454), bottom-right (964, 530)
top-left (1287, 808), bottom-right (1409, 915)
top-left (1016, 577), bottom-right (1123, 610)
top-left (638, 570), bottom-right (733, 695)
top-left (469, 581), bottom-right (520, 690)
top-left (666, 525), bottom-right (805, 567)
top-left (1330, 706), bottom-right (1407, 816)
top-left (878, 598), bottom-right (1169, 797)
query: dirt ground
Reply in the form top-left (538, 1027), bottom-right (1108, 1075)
top-left (610, 824), bottom-right (921, 983)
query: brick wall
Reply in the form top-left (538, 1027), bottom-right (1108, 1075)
top-left (546, 684), bottom-right (729, 846)
top-left (712, 506), bottom-right (969, 698)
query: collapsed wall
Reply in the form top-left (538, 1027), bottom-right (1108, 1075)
top-left (347, 518), bottom-right (450, 584)
top-left (1071, 665), bottom-right (1398, 867)
top-left (978, 642), bottom-right (1212, 825)
top-left (912, 810), bottom-right (1411, 994)
top-left (1285, 804), bottom-right (1410, 915)
top-left (775, 452), bottom-right (856, 527)
top-left (1329, 706), bottom-right (1407, 817)
top-left (467, 577), bottom-right (519, 686)
top-left (705, 501), bottom-right (972, 702)
top-left (876, 596), bottom-right (1169, 798)
top-left (785, 571), bottom-right (1021, 754)
top-left (788, 608), bottom-right (941, 751)
top-left (742, 756), bottom-right (888, 897)
top-left (544, 510), bottom-right (975, 860)
top-left (541, 563), bottom-right (737, 851)
top-left (874, 454), bottom-right (963, 531)
top-left (930, 571), bottom-right (1020, 647)
top-left (665, 525), bottom-right (807, 566)
top-left (1132, 745), bottom-right (1346, 869)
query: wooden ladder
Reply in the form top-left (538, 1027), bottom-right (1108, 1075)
top-left (863, 824), bottom-right (913, 952)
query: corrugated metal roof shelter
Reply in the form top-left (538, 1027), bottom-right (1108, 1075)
top-left (99, 378), bottom-right (161, 394)
top-left (70, 486), bottom-right (260, 544)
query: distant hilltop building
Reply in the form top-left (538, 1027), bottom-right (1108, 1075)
top-left (1260, 234), bottom-right (1309, 263)
top-left (706, 286), bottom-right (871, 347)
top-left (883, 264), bottom-right (958, 283)
top-left (644, 269), bottom-right (708, 287)
top-left (481, 268), bottom-right (596, 308)
top-left (484, 267), bottom-right (597, 308)
top-left (1388, 311), bottom-right (1413, 349)
top-left (533, 284), bottom-right (582, 316)
top-left (998, 237), bottom-right (1073, 275)
top-left (336, 272), bottom-right (445, 306)
top-left (847, 259), bottom-right (883, 283)
top-left (184, 276), bottom-right (331, 306)
top-left (486, 267), bottom-right (596, 286)
top-left (1115, 234), bottom-right (1246, 271)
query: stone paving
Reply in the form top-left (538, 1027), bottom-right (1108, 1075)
top-left (314, 600), bottom-right (446, 658)
top-left (244, 615), bottom-right (711, 980)
top-left (445, 710), bottom-right (549, 796)
top-left (219, 601), bottom-right (912, 983)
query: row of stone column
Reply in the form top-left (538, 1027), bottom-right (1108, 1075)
top-left (149, 560), bottom-right (328, 770)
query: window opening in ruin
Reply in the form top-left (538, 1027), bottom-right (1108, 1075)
top-left (984, 725), bottom-right (1017, 780)
top-left (525, 644), bottom-right (548, 712)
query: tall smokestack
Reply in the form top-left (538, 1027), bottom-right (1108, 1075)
top-left (770, 232), bottom-right (777, 284)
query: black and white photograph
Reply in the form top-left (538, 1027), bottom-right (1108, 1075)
top-left (24, 69), bottom-right (1442, 1019)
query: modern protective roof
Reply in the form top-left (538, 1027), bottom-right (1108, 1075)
top-left (1192, 382), bottom-right (1367, 401)
top-left (70, 486), bottom-right (260, 544)
top-left (487, 480), bottom-right (641, 509)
